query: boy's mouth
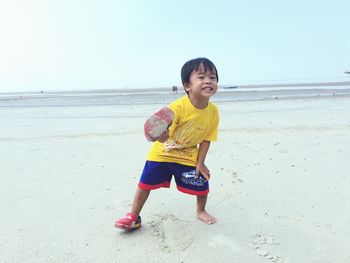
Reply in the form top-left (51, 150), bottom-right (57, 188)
top-left (202, 86), bottom-right (213, 91)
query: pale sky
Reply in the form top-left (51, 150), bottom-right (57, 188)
top-left (0, 0), bottom-right (349, 92)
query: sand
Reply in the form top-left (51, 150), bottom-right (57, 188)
top-left (1, 93), bottom-right (350, 262)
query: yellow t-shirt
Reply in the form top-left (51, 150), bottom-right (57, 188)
top-left (147, 95), bottom-right (219, 166)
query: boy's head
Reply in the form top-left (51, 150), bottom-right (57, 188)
top-left (181, 57), bottom-right (219, 94)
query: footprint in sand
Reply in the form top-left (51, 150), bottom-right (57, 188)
top-left (208, 234), bottom-right (240, 252)
top-left (220, 170), bottom-right (244, 199)
top-left (250, 234), bottom-right (283, 262)
top-left (148, 213), bottom-right (194, 253)
top-left (230, 171), bottom-right (244, 184)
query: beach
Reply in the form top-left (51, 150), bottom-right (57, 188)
top-left (1, 89), bottom-right (350, 262)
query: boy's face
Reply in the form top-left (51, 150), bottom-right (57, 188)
top-left (184, 64), bottom-right (218, 99)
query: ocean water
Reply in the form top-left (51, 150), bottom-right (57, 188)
top-left (0, 86), bottom-right (350, 108)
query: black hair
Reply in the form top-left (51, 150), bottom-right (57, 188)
top-left (181, 57), bottom-right (219, 92)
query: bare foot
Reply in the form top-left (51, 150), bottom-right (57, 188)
top-left (197, 210), bottom-right (217, 224)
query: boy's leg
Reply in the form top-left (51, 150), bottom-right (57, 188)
top-left (115, 161), bottom-right (172, 230)
top-left (114, 187), bottom-right (149, 230)
top-left (196, 195), bottom-right (216, 224)
top-left (131, 187), bottom-right (150, 216)
top-left (171, 163), bottom-right (216, 225)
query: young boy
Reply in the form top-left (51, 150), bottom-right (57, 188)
top-left (115, 57), bottom-right (219, 230)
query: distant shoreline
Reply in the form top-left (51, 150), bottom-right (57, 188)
top-left (1, 81), bottom-right (349, 96)
top-left (1, 84), bottom-right (350, 108)
top-left (224, 80), bottom-right (350, 89)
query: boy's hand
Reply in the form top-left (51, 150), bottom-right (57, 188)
top-left (156, 129), bottom-right (169, 143)
top-left (196, 163), bottom-right (210, 181)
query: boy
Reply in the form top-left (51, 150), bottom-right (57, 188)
top-left (115, 57), bottom-right (219, 230)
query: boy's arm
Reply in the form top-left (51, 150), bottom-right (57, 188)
top-left (196, 140), bottom-right (211, 181)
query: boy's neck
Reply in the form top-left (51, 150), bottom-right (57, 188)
top-left (188, 95), bottom-right (209, 109)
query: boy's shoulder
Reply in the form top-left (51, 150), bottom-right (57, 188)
top-left (169, 95), bottom-right (187, 106)
top-left (169, 95), bottom-right (187, 113)
top-left (169, 95), bottom-right (219, 114)
top-left (208, 100), bottom-right (219, 111)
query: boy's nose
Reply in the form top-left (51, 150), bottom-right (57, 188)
top-left (204, 77), bottom-right (211, 84)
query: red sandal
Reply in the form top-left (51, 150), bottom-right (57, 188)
top-left (144, 107), bottom-right (174, 142)
top-left (114, 212), bottom-right (142, 230)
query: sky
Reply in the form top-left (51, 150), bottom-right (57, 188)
top-left (0, 0), bottom-right (349, 92)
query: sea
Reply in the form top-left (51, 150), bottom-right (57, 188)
top-left (1, 85), bottom-right (350, 108)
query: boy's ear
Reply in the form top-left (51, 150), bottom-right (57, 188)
top-left (184, 82), bottom-right (190, 92)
